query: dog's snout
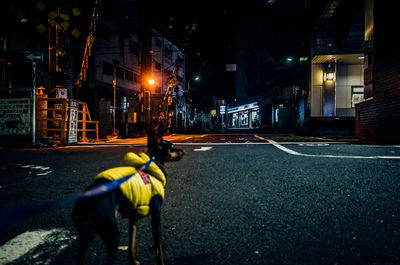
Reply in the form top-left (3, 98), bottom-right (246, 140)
top-left (167, 148), bottom-right (184, 161)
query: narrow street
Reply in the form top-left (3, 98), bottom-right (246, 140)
top-left (1, 134), bottom-right (400, 264)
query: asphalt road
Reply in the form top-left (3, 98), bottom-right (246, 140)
top-left (1, 134), bottom-right (400, 265)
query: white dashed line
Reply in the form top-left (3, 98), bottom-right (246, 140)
top-left (194, 147), bottom-right (213, 151)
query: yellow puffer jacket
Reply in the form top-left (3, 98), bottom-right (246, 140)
top-left (94, 152), bottom-right (166, 217)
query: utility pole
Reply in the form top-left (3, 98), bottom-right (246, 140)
top-left (112, 61), bottom-right (118, 136)
top-left (32, 62), bottom-right (36, 146)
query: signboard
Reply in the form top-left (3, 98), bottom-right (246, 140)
top-left (24, 51), bottom-right (43, 62)
top-left (210, 109), bottom-right (216, 116)
top-left (220, 105), bottom-right (226, 114)
top-left (227, 102), bottom-right (258, 114)
top-left (68, 99), bottom-right (79, 143)
top-left (58, 88), bottom-right (68, 98)
top-left (0, 98), bottom-right (31, 135)
top-left (226, 64), bottom-right (237, 72)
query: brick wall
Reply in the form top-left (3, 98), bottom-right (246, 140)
top-left (355, 1), bottom-right (400, 143)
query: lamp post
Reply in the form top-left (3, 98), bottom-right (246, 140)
top-left (185, 75), bottom-right (200, 131)
top-left (112, 62), bottom-right (117, 136)
top-left (146, 78), bottom-right (154, 129)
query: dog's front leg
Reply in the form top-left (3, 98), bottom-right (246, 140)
top-left (128, 218), bottom-right (140, 265)
top-left (150, 197), bottom-right (164, 265)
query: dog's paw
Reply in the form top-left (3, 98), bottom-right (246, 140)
top-left (128, 259), bottom-right (140, 265)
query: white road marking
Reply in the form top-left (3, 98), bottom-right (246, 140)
top-left (298, 143), bottom-right (329, 146)
top-left (175, 142), bottom-right (270, 145)
top-left (267, 139), bottom-right (400, 159)
top-left (36, 171), bottom-right (53, 176)
top-left (0, 228), bottom-right (76, 264)
top-left (194, 147), bottom-right (213, 151)
top-left (118, 246), bottom-right (129, 251)
top-left (6, 164), bottom-right (52, 176)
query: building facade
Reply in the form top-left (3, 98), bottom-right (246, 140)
top-left (355, 0), bottom-right (400, 143)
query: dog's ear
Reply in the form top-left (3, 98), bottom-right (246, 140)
top-left (147, 126), bottom-right (158, 152)
top-left (156, 122), bottom-right (164, 139)
top-left (148, 121), bottom-right (164, 153)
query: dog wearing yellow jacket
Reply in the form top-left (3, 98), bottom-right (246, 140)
top-left (72, 124), bottom-right (184, 265)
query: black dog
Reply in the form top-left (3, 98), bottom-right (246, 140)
top-left (72, 124), bottom-right (184, 265)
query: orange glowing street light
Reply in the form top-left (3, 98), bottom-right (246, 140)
top-left (148, 78), bottom-right (155, 85)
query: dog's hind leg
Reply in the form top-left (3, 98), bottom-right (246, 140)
top-left (128, 219), bottom-right (140, 265)
top-left (97, 218), bottom-right (119, 265)
top-left (76, 228), bottom-right (95, 265)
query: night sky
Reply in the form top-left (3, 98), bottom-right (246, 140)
top-left (150, 0), bottom-right (237, 104)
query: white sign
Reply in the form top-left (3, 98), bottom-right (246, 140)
top-left (220, 105), bottom-right (226, 114)
top-left (0, 98), bottom-right (31, 135)
top-left (226, 64), bottom-right (237, 72)
top-left (68, 99), bottom-right (79, 143)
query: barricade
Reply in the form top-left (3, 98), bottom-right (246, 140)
top-left (37, 97), bottom-right (99, 143)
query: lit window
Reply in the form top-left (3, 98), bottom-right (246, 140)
top-left (326, 73), bottom-right (334, 80)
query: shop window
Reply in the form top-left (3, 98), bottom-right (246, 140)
top-left (232, 113), bottom-right (239, 127)
top-left (352, 86), bottom-right (364, 107)
top-left (240, 111), bottom-right (248, 127)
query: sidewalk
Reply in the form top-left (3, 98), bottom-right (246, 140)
top-left (255, 134), bottom-right (361, 143)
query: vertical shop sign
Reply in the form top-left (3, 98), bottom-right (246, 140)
top-left (68, 99), bottom-right (79, 143)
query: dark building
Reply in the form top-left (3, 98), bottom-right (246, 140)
top-left (232, 0), bottom-right (365, 135)
top-left (355, 0), bottom-right (400, 143)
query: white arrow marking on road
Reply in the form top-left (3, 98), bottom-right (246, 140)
top-left (194, 147), bottom-right (213, 151)
top-left (0, 228), bottom-right (76, 264)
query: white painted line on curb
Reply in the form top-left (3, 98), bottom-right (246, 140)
top-left (194, 147), bottom-right (213, 151)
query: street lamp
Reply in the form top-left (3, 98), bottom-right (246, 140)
top-left (145, 78), bottom-right (155, 129)
top-left (187, 75), bottom-right (200, 93)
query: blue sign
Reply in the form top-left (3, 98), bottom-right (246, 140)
top-left (24, 52), bottom-right (43, 62)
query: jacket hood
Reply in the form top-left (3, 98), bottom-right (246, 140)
top-left (123, 152), bottom-right (166, 187)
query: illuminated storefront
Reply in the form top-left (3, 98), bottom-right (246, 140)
top-left (227, 101), bottom-right (260, 128)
